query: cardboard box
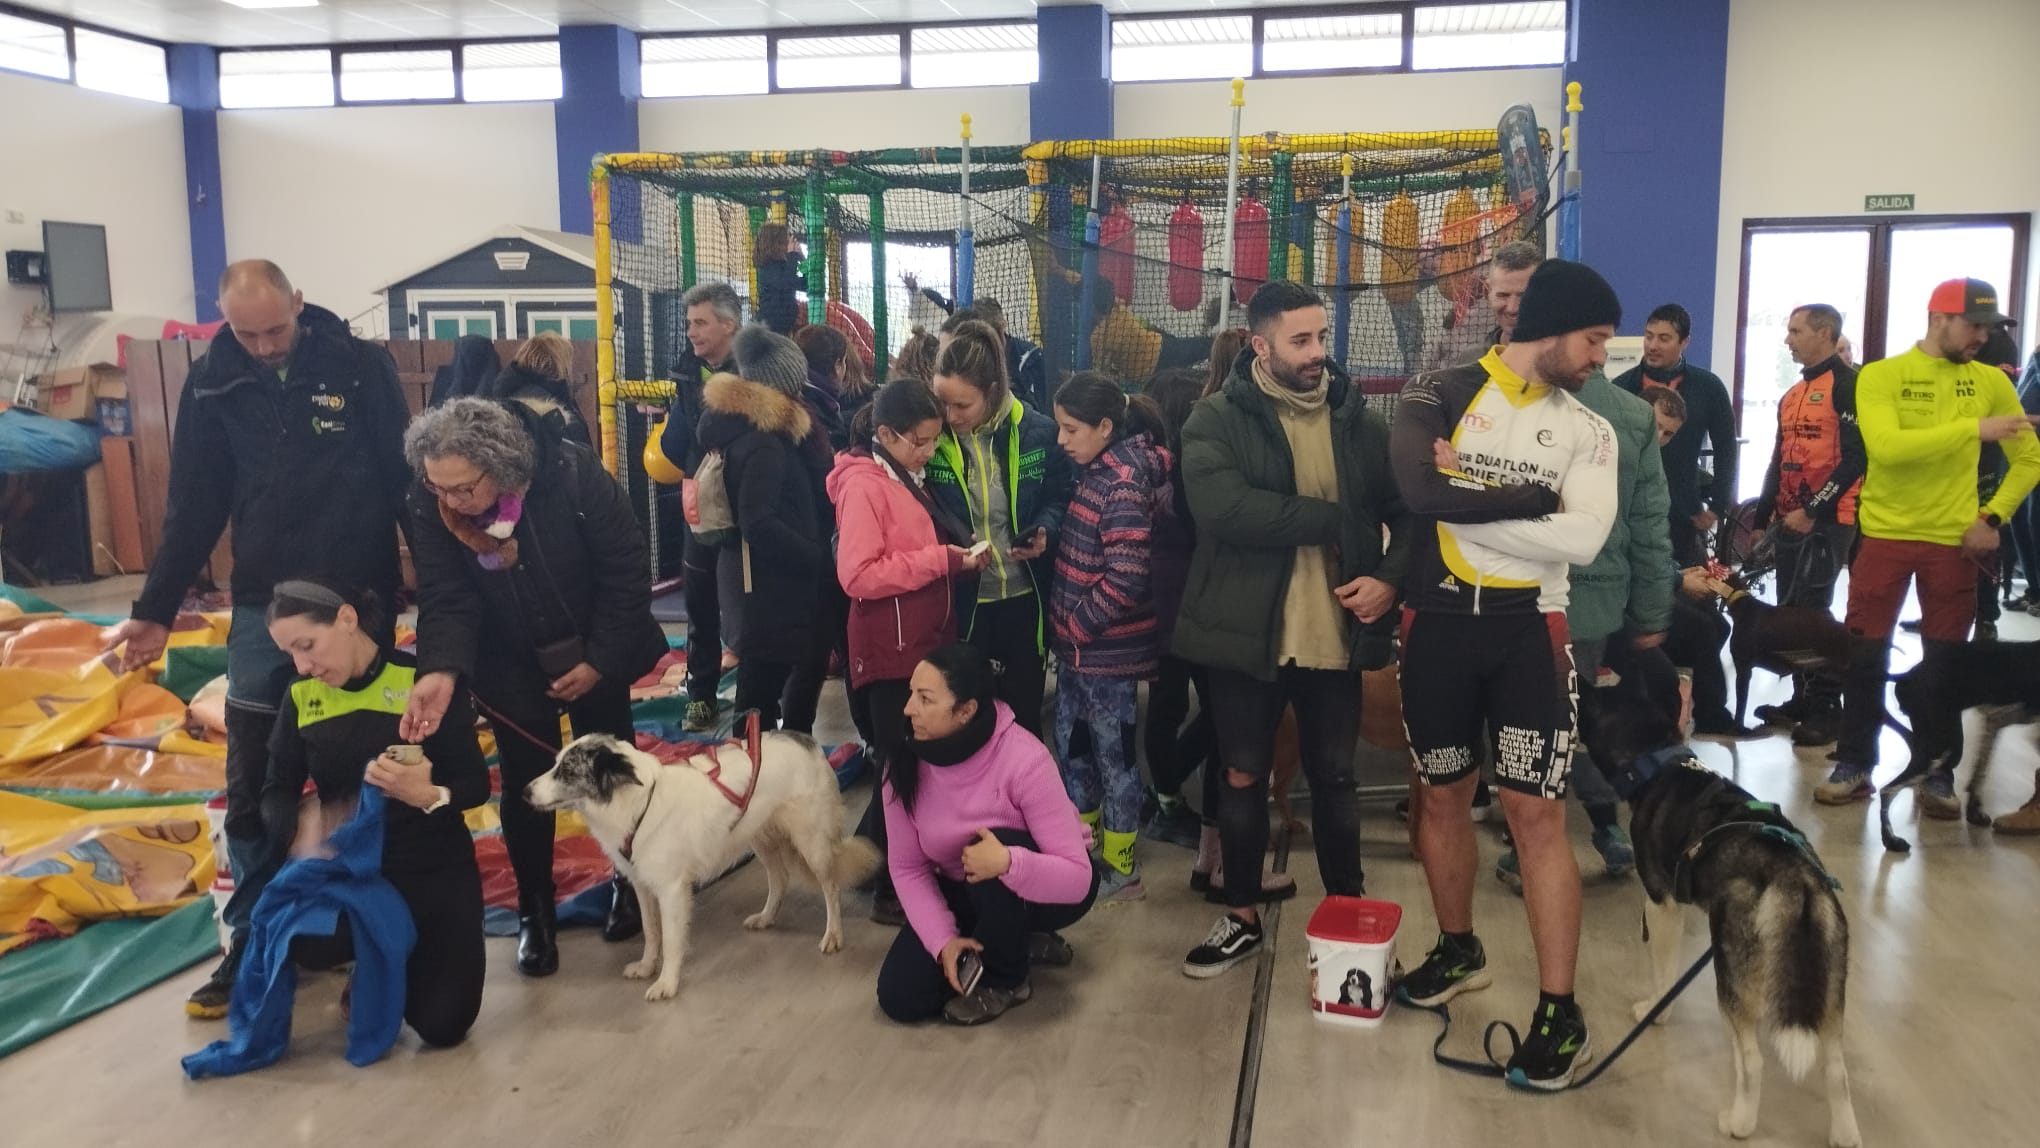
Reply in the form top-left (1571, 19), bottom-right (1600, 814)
top-left (34, 363), bottom-right (122, 422)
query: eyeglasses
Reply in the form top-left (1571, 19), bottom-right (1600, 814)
top-left (423, 476), bottom-right (486, 500)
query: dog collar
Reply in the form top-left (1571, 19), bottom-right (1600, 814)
top-left (620, 773), bottom-right (660, 862)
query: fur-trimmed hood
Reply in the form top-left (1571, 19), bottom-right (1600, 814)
top-left (696, 371), bottom-right (813, 450)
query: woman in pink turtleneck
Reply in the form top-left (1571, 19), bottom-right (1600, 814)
top-left (877, 644), bottom-right (1098, 1026)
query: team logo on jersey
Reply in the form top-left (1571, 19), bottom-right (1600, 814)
top-left (310, 392), bottom-right (346, 412)
top-left (1535, 429), bottom-right (1556, 447)
top-left (1460, 412), bottom-right (1493, 433)
top-left (1809, 391), bottom-right (1824, 403)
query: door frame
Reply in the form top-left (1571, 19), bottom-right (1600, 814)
top-left (1733, 212), bottom-right (2030, 415)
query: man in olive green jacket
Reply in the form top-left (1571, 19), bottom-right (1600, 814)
top-left (1176, 281), bottom-right (1412, 981)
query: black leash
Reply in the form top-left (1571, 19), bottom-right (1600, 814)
top-left (1401, 948), bottom-right (1715, 1092)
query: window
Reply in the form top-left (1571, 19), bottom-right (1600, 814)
top-left (0, 11), bottom-right (68, 80)
top-left (430, 313), bottom-right (497, 340)
top-left (462, 40), bottom-right (560, 102)
top-left (1262, 12), bottom-right (1403, 73)
top-left (775, 33), bottom-right (902, 91)
top-left (642, 35), bottom-right (767, 98)
top-left (911, 24), bottom-right (1037, 89)
top-left (532, 316), bottom-right (599, 340)
top-left (1112, 16), bottom-right (1252, 83)
top-left (1413, 2), bottom-right (1567, 71)
top-left (340, 48), bottom-right (454, 102)
top-left (220, 49), bottom-right (334, 108)
top-left (73, 28), bottom-right (168, 102)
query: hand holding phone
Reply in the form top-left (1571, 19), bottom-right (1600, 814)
top-left (955, 949), bottom-right (985, 997)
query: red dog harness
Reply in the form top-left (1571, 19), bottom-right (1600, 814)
top-left (621, 712), bottom-right (763, 861)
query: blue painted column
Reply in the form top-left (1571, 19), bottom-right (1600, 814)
top-left (1565, 0), bottom-right (1728, 363)
top-left (556, 25), bottom-right (640, 235)
top-left (169, 44), bottom-right (224, 323)
top-left (1032, 4), bottom-right (1112, 141)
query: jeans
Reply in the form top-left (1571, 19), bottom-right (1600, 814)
top-left (875, 829), bottom-right (1098, 1022)
top-left (1207, 665), bottom-right (1365, 909)
top-left (683, 532), bottom-right (725, 705)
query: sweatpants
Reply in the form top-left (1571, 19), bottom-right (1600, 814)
top-left (288, 857), bottom-right (486, 1048)
top-left (966, 594), bottom-right (1047, 737)
top-left (481, 680), bottom-right (637, 909)
top-left (876, 829), bottom-right (1098, 1023)
top-left (1053, 672), bottom-right (1142, 874)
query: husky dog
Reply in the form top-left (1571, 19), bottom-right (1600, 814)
top-left (1581, 684), bottom-right (1860, 1147)
top-left (527, 730), bottom-right (881, 1002)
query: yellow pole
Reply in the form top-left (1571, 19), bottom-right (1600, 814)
top-left (592, 163), bottom-right (619, 477)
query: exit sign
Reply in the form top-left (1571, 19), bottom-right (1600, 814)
top-left (1865, 194), bottom-right (1915, 212)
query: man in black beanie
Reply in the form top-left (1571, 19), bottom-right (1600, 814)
top-left (1388, 258), bottom-right (1622, 1090)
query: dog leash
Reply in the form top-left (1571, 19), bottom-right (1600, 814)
top-left (470, 694), bottom-right (565, 756)
top-left (1399, 948), bottom-right (1715, 1092)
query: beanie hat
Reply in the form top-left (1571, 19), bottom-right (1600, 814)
top-left (1510, 260), bottom-right (1623, 344)
top-left (735, 325), bottom-right (809, 397)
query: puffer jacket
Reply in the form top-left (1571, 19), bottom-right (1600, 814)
top-left (1174, 348), bottom-right (1413, 678)
top-left (827, 448), bottom-right (963, 688)
top-left (1051, 433), bottom-right (1171, 679)
top-left (1567, 372), bottom-right (1674, 643)
top-left (695, 374), bottom-right (825, 665)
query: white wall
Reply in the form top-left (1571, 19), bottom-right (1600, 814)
top-left (0, 71), bottom-right (194, 332)
top-left (1114, 68), bottom-right (1564, 139)
top-left (1713, 0), bottom-right (2040, 372)
top-left (218, 101), bottom-right (559, 336)
top-left (639, 85), bottom-right (1031, 152)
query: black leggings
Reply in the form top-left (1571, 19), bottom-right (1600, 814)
top-left (852, 677), bottom-right (914, 899)
top-left (876, 829), bottom-right (1098, 1022)
top-left (482, 679), bottom-right (637, 907)
top-left (966, 595), bottom-right (1047, 736)
top-left (1145, 656), bottom-right (1215, 815)
top-left (289, 859), bottom-right (485, 1048)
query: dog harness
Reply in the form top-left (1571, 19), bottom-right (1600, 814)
top-left (1669, 766), bottom-right (1841, 903)
top-left (621, 711), bottom-right (765, 861)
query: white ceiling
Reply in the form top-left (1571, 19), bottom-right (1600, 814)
top-left (9, 0), bottom-right (1370, 48)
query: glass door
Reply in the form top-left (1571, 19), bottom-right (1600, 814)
top-left (1882, 222), bottom-right (2020, 355)
top-left (1736, 229), bottom-right (1872, 500)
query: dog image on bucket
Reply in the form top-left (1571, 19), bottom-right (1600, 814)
top-left (1305, 896), bottom-right (1400, 1027)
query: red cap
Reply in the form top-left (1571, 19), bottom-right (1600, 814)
top-left (1928, 278), bottom-right (2014, 327)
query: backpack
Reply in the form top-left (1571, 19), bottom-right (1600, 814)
top-left (682, 449), bottom-right (738, 547)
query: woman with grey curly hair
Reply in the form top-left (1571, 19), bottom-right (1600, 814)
top-left (399, 397), bottom-right (667, 977)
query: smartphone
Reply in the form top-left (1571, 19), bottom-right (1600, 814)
top-left (955, 949), bottom-right (984, 996)
top-left (386, 744), bottom-right (424, 765)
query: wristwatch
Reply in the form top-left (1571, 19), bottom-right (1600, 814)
top-left (1983, 511), bottom-right (2004, 529)
top-left (423, 785), bottom-right (452, 814)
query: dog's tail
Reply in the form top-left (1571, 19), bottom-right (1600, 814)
top-left (830, 835), bottom-right (884, 889)
top-left (1767, 877), bottom-right (1848, 1082)
top-left (1771, 1027), bottom-right (1819, 1083)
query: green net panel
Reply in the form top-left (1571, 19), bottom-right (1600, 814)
top-left (594, 132), bottom-right (1551, 576)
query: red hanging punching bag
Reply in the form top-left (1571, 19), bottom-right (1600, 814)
top-left (1167, 199), bottom-right (1205, 313)
top-left (1099, 201), bottom-right (1136, 305)
top-left (1232, 193), bottom-right (1270, 307)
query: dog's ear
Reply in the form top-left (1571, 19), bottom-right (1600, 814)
top-left (588, 741), bottom-right (644, 801)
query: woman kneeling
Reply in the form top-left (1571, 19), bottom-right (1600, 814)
top-left (877, 644), bottom-right (1098, 1025)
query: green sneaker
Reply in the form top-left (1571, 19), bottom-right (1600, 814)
top-left (683, 699), bottom-right (721, 733)
top-left (1395, 933), bottom-right (1491, 1007)
top-left (1505, 998), bottom-right (1592, 1091)
top-left (1495, 849), bottom-right (1523, 895)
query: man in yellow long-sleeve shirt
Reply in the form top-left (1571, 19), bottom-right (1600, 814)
top-left (1820, 279), bottom-right (2039, 809)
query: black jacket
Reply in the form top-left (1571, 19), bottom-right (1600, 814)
top-left (133, 304), bottom-right (411, 626)
top-left (428, 335), bottom-right (499, 407)
top-left (489, 362), bottom-right (591, 450)
top-left (757, 254), bottom-right (803, 336)
top-left (409, 401), bottom-right (666, 698)
top-left (1614, 361), bottom-right (1739, 519)
top-left (696, 374), bottom-right (826, 665)
top-left (654, 344), bottom-right (737, 480)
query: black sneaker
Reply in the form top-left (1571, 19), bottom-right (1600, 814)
top-left (185, 943), bottom-right (244, 1019)
top-left (1506, 998), bottom-right (1592, 1091)
top-left (1394, 933), bottom-right (1492, 1007)
top-left (1027, 931), bottom-right (1075, 968)
top-left (1182, 913), bottom-right (1263, 979)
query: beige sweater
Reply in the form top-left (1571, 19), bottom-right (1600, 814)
top-left (1253, 359), bottom-right (1352, 671)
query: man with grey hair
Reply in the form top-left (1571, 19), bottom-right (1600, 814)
top-left (1750, 302), bottom-right (1862, 744)
top-left (100, 259), bottom-right (412, 1018)
top-left (647, 280), bottom-right (744, 731)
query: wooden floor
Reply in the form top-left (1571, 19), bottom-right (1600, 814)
top-left (11, 575), bottom-right (2040, 1146)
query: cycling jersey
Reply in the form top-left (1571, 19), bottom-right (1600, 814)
top-left (1856, 346), bottom-right (2040, 546)
top-left (1390, 349), bottom-right (1620, 615)
top-left (1763, 355), bottom-right (1863, 525)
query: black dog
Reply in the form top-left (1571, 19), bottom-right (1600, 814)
top-left (1715, 574), bottom-right (1853, 732)
top-left (1579, 680), bottom-right (1860, 1146)
top-left (1880, 637), bottom-right (2040, 850)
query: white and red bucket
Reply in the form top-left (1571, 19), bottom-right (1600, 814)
top-left (1306, 896), bottom-right (1402, 1028)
